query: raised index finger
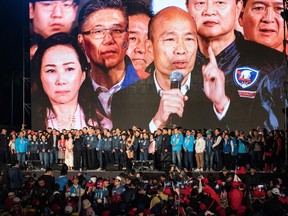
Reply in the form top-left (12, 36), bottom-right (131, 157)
top-left (208, 46), bottom-right (217, 66)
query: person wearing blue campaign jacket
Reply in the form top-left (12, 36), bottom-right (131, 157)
top-left (69, 176), bottom-right (82, 200)
top-left (85, 128), bottom-right (98, 170)
top-left (139, 133), bottom-right (149, 161)
top-left (183, 129), bottom-right (195, 171)
top-left (112, 128), bottom-right (121, 165)
top-left (170, 127), bottom-right (184, 170)
top-left (15, 131), bottom-right (29, 166)
top-left (205, 130), bottom-right (214, 171)
top-left (223, 133), bottom-right (234, 171)
top-left (237, 131), bottom-right (248, 168)
top-left (96, 132), bottom-right (104, 171)
top-left (38, 134), bottom-right (50, 169)
top-left (28, 134), bottom-right (39, 161)
top-left (103, 131), bottom-right (114, 169)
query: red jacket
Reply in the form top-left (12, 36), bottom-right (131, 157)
top-left (228, 188), bottom-right (243, 211)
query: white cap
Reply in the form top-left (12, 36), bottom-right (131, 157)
top-left (272, 188), bottom-right (280, 195)
top-left (65, 205), bottom-right (73, 213)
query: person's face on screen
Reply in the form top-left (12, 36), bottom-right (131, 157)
top-left (40, 45), bottom-right (86, 106)
top-left (126, 14), bottom-right (153, 71)
top-left (239, 0), bottom-right (285, 52)
top-left (148, 8), bottom-right (197, 79)
top-left (187, 0), bottom-right (242, 39)
top-left (29, 0), bottom-right (78, 38)
top-left (78, 9), bottom-right (128, 69)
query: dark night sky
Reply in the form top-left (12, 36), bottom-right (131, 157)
top-left (0, 1), bottom-right (30, 130)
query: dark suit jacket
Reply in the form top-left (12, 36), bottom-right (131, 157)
top-left (111, 67), bottom-right (223, 131)
top-left (111, 65), bottom-right (277, 132)
top-left (111, 33), bottom-right (286, 132)
top-left (48, 135), bottom-right (60, 150)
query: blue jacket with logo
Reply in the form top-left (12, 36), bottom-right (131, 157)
top-left (183, 135), bottom-right (194, 152)
top-left (194, 30), bottom-right (286, 132)
top-left (205, 137), bottom-right (214, 154)
top-left (170, 133), bottom-right (183, 151)
top-left (15, 137), bottom-right (28, 153)
top-left (111, 31), bottom-right (286, 132)
top-left (103, 136), bottom-right (113, 151)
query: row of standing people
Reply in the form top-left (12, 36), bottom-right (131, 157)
top-left (0, 126), bottom-right (285, 173)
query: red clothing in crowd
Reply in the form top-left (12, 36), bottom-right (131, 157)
top-left (203, 184), bottom-right (221, 204)
top-left (228, 188), bottom-right (243, 211)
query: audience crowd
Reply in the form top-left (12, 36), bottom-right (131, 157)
top-left (0, 126), bottom-right (287, 215)
top-left (0, 161), bottom-right (288, 216)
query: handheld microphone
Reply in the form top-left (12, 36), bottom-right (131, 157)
top-left (168, 71), bottom-right (184, 127)
top-left (170, 71), bottom-right (184, 89)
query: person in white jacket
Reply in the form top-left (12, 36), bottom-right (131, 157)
top-left (195, 131), bottom-right (206, 171)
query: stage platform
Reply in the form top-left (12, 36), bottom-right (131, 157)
top-left (24, 168), bottom-right (288, 184)
top-left (29, 169), bottom-right (165, 179)
top-left (1, 162), bottom-right (287, 183)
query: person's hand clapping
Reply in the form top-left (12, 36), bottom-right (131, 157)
top-left (202, 46), bottom-right (229, 113)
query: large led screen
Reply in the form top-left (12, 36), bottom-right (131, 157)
top-left (30, 0), bottom-right (288, 132)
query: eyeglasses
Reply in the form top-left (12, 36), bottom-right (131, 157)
top-left (82, 27), bottom-right (127, 39)
top-left (38, 1), bottom-right (76, 12)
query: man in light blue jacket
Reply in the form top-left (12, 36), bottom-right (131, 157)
top-left (15, 131), bottom-right (28, 166)
top-left (170, 127), bottom-right (184, 169)
top-left (183, 129), bottom-right (195, 171)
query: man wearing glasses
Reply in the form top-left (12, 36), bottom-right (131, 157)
top-left (29, 0), bottom-right (79, 39)
top-left (77, 0), bottom-right (140, 129)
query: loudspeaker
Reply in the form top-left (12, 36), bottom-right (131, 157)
top-left (51, 163), bottom-right (65, 171)
top-left (161, 162), bottom-right (170, 172)
top-left (105, 164), bottom-right (119, 171)
top-left (132, 160), bottom-right (154, 171)
top-left (25, 160), bottom-right (43, 170)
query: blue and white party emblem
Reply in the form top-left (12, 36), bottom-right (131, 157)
top-left (234, 67), bottom-right (260, 89)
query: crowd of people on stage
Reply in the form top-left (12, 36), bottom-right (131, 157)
top-left (1, 158), bottom-right (288, 215)
top-left (0, 125), bottom-right (286, 174)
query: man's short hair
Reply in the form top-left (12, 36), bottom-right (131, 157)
top-left (78, 0), bottom-right (128, 31)
top-left (215, 128), bottom-right (221, 132)
top-left (123, 0), bottom-right (153, 18)
top-left (12, 160), bottom-right (20, 166)
top-left (129, 169), bottom-right (135, 175)
top-left (45, 167), bottom-right (53, 173)
top-left (30, 0), bottom-right (79, 4)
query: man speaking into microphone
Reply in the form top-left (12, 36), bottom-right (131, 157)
top-left (111, 6), bottom-right (228, 132)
